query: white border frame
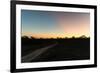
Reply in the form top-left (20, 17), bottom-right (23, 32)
top-left (16, 4), bottom-right (94, 69)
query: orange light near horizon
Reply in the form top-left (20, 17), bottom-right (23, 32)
top-left (22, 32), bottom-right (90, 39)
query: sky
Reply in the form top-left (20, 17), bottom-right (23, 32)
top-left (21, 10), bottom-right (90, 38)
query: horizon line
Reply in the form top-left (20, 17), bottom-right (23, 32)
top-left (21, 35), bottom-right (90, 39)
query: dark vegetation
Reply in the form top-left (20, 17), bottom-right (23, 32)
top-left (21, 36), bottom-right (90, 62)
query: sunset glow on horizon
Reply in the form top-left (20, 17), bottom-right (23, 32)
top-left (21, 10), bottom-right (90, 38)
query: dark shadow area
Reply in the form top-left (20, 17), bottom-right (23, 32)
top-left (21, 35), bottom-right (90, 63)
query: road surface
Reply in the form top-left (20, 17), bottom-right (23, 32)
top-left (22, 43), bottom-right (57, 62)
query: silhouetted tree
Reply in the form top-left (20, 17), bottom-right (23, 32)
top-left (80, 35), bottom-right (87, 38)
top-left (72, 36), bottom-right (75, 39)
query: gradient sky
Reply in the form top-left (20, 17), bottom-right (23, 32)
top-left (21, 10), bottom-right (90, 38)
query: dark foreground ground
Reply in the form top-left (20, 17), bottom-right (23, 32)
top-left (21, 37), bottom-right (90, 63)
